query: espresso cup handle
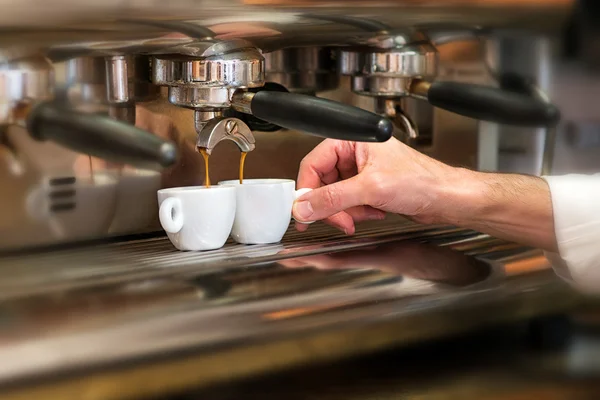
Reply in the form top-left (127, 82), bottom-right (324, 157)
top-left (293, 188), bottom-right (314, 225)
top-left (159, 197), bottom-right (184, 233)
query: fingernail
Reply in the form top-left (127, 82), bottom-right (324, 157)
top-left (293, 201), bottom-right (314, 221)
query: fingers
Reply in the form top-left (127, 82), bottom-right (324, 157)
top-left (295, 221), bottom-right (310, 232)
top-left (295, 211), bottom-right (355, 234)
top-left (293, 175), bottom-right (365, 223)
top-left (323, 212), bottom-right (356, 235)
top-left (321, 207), bottom-right (386, 233)
top-left (297, 140), bottom-right (355, 190)
top-left (294, 212), bottom-right (353, 233)
top-left (294, 206), bottom-right (386, 234)
top-left (294, 140), bottom-right (379, 235)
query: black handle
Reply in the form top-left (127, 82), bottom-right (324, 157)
top-left (27, 102), bottom-right (177, 170)
top-left (224, 82), bottom-right (289, 132)
top-left (498, 72), bottom-right (537, 96)
top-left (426, 81), bottom-right (560, 127)
top-left (250, 91), bottom-right (393, 142)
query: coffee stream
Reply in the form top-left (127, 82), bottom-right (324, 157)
top-left (198, 148), bottom-right (211, 187)
top-left (239, 151), bottom-right (247, 184)
top-left (198, 147), bottom-right (248, 187)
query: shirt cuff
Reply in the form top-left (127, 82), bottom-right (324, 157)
top-left (543, 174), bottom-right (600, 292)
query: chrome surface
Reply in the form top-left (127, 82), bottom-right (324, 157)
top-left (105, 56), bottom-right (130, 104)
top-left (369, 46), bottom-right (438, 78)
top-left (65, 56), bottom-right (104, 85)
top-left (193, 109), bottom-right (224, 132)
top-left (0, 216), bottom-right (590, 400)
top-left (168, 86), bottom-right (234, 109)
top-left (375, 98), bottom-right (419, 145)
top-left (0, 16), bottom-right (594, 400)
top-left (264, 47), bottom-right (339, 94)
top-left (341, 44), bottom-right (438, 79)
top-left (151, 40), bottom-right (265, 156)
top-left (195, 116), bottom-right (255, 154)
top-left (0, 4), bottom-right (574, 56)
top-left (351, 76), bottom-right (412, 97)
top-left (105, 55), bottom-right (158, 104)
top-left (480, 35), bottom-right (553, 175)
top-left (339, 36), bottom-right (438, 148)
top-left (65, 55), bottom-right (157, 122)
top-left (341, 42), bottom-right (438, 99)
top-left (231, 91), bottom-right (254, 114)
top-left (0, 0), bottom-right (577, 250)
top-left (0, 56), bottom-right (54, 125)
top-left (182, 325), bottom-right (600, 400)
top-left (151, 42), bottom-right (264, 89)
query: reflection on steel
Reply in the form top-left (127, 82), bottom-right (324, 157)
top-left (264, 47), bottom-right (339, 94)
top-left (0, 56), bottom-right (54, 125)
top-left (375, 98), bottom-right (419, 145)
top-left (0, 2), bottom-right (575, 55)
top-left (0, 216), bottom-right (593, 400)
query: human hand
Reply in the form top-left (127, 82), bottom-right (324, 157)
top-left (292, 137), bottom-right (459, 234)
top-left (293, 137), bottom-right (558, 254)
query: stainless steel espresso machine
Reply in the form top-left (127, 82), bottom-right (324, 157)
top-left (0, 1), bottom-right (599, 399)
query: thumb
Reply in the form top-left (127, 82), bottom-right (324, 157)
top-left (293, 176), bottom-right (365, 222)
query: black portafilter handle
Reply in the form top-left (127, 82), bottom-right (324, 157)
top-left (417, 81), bottom-right (560, 127)
top-left (27, 102), bottom-right (177, 170)
top-left (223, 82), bottom-right (289, 132)
top-left (238, 91), bottom-right (393, 142)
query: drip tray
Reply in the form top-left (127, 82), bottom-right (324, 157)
top-left (0, 216), bottom-right (457, 299)
top-left (0, 216), bottom-right (589, 400)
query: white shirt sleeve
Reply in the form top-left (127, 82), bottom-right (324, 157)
top-left (542, 174), bottom-right (600, 293)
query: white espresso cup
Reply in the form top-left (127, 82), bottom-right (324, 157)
top-left (218, 179), bottom-right (312, 244)
top-left (157, 186), bottom-right (236, 251)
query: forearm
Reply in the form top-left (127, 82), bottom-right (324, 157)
top-left (437, 168), bottom-right (558, 252)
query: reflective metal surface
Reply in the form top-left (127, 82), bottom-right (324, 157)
top-left (0, 3), bottom-right (593, 400)
top-left (265, 47), bottom-right (339, 94)
top-left (0, 216), bottom-right (592, 400)
top-left (195, 116), bottom-right (256, 154)
top-left (0, 0), bottom-right (576, 250)
top-left (0, 56), bottom-right (54, 125)
top-left (0, 2), bottom-right (574, 52)
top-left (179, 324), bottom-right (600, 400)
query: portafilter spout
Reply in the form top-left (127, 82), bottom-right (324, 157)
top-left (194, 110), bottom-right (255, 155)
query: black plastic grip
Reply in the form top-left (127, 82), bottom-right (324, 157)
top-left (250, 91), bottom-right (393, 142)
top-left (427, 81), bottom-right (560, 127)
top-left (27, 102), bottom-right (177, 170)
top-left (224, 82), bottom-right (289, 132)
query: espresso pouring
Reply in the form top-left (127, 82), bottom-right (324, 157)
top-left (198, 147), bottom-right (248, 188)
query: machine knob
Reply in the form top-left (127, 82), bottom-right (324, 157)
top-left (27, 102), bottom-right (177, 170)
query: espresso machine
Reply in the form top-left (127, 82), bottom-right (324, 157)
top-left (0, 1), bottom-right (599, 399)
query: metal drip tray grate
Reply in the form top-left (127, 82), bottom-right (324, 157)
top-left (0, 216), bottom-right (465, 298)
top-left (0, 216), bottom-right (586, 399)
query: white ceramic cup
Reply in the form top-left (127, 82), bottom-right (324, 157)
top-left (218, 179), bottom-right (312, 244)
top-left (157, 186), bottom-right (236, 251)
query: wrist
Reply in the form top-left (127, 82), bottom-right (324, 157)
top-left (433, 168), bottom-right (557, 252)
top-left (433, 167), bottom-right (485, 227)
